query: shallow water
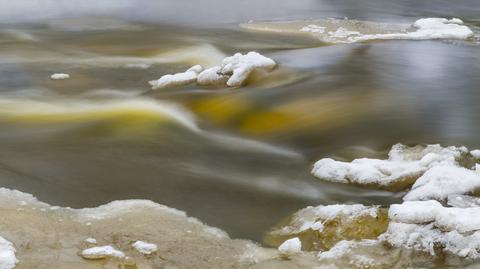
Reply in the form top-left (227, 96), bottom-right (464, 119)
top-left (0, 0), bottom-right (480, 248)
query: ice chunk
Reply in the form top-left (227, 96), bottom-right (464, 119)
top-left (0, 236), bottom-right (17, 269)
top-left (404, 166), bottom-right (480, 201)
top-left (312, 144), bottom-right (473, 191)
top-left (149, 65), bottom-right (203, 90)
top-left (277, 237), bottom-right (301, 255)
top-left (265, 204), bottom-right (387, 251)
top-left (50, 73), bottom-right (70, 80)
top-left (81, 246), bottom-right (125, 260)
top-left (197, 66), bottom-right (229, 86)
top-left (219, 52), bottom-right (276, 87)
top-left (132, 240), bottom-right (157, 255)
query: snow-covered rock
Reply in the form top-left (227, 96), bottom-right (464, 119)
top-left (149, 65), bottom-right (203, 90)
top-left (81, 245), bottom-right (125, 259)
top-left (219, 52), bottom-right (276, 87)
top-left (404, 166), bottom-right (480, 201)
top-left (197, 66), bottom-right (229, 86)
top-left (0, 236), bottom-right (17, 269)
top-left (149, 52), bottom-right (276, 89)
top-left (132, 240), bottom-right (157, 255)
top-left (383, 200), bottom-right (480, 258)
top-left (311, 144), bottom-right (472, 191)
top-left (265, 204), bottom-right (387, 251)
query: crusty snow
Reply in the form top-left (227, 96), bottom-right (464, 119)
top-left (132, 240), bottom-right (157, 255)
top-left (404, 166), bottom-right (480, 201)
top-left (312, 143), bottom-right (470, 189)
top-left (149, 52), bottom-right (276, 89)
top-left (81, 245), bottom-right (125, 259)
top-left (0, 236), bottom-right (17, 269)
top-left (278, 237), bottom-right (302, 255)
top-left (149, 65), bottom-right (203, 90)
top-left (50, 73), bottom-right (70, 80)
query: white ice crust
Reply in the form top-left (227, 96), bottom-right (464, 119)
top-left (81, 245), bottom-right (126, 259)
top-left (149, 52), bottom-right (276, 89)
top-left (50, 73), bottom-right (70, 80)
top-left (0, 236), bottom-right (17, 269)
top-left (278, 237), bottom-right (302, 255)
top-left (132, 240), bottom-right (158, 255)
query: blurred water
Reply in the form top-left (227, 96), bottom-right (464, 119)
top-left (0, 0), bottom-right (479, 242)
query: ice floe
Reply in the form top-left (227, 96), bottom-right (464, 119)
top-left (0, 236), bottom-right (17, 269)
top-left (242, 18), bottom-right (474, 44)
top-left (84, 238), bottom-right (97, 244)
top-left (81, 245), bottom-right (125, 259)
top-left (50, 73), bottom-right (70, 80)
top-left (312, 143), bottom-right (474, 191)
top-left (131, 240), bottom-right (157, 255)
top-left (149, 51), bottom-right (276, 89)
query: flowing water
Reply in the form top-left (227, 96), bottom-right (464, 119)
top-left (0, 0), bottom-right (480, 267)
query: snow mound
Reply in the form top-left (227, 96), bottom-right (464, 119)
top-left (149, 52), bottom-right (276, 89)
top-left (0, 236), bottom-right (17, 269)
